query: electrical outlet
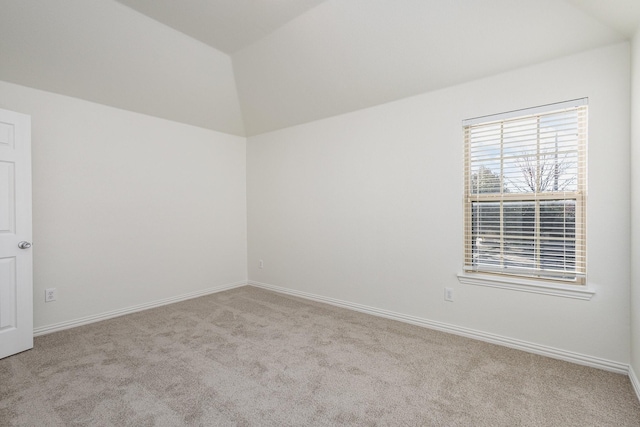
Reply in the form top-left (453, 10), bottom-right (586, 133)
top-left (259, 259), bottom-right (264, 269)
top-left (444, 287), bottom-right (454, 302)
top-left (45, 288), bottom-right (57, 302)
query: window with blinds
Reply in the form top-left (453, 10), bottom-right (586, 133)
top-left (463, 99), bottom-right (587, 284)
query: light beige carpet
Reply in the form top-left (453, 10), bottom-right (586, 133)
top-left (1, 286), bottom-right (639, 426)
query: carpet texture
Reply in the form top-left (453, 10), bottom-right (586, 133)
top-left (1, 286), bottom-right (639, 426)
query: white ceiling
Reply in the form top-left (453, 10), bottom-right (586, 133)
top-left (232, 0), bottom-right (626, 135)
top-left (114, 0), bottom-right (328, 54)
top-left (1, 0), bottom-right (638, 136)
top-left (567, 0), bottom-right (640, 37)
top-left (0, 0), bottom-right (245, 135)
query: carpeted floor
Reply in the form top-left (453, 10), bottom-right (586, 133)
top-left (1, 286), bottom-right (639, 426)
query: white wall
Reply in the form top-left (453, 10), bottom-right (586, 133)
top-left (247, 43), bottom-right (631, 364)
top-left (631, 30), bottom-right (640, 381)
top-left (0, 80), bottom-right (247, 329)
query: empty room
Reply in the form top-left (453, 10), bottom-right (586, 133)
top-left (2, 0), bottom-right (640, 425)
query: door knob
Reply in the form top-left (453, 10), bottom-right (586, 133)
top-left (18, 241), bottom-right (31, 249)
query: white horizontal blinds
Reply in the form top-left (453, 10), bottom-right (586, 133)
top-left (463, 100), bottom-right (587, 283)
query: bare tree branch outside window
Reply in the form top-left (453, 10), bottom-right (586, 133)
top-left (506, 136), bottom-right (577, 193)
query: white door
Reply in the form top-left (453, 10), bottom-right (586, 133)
top-left (0, 108), bottom-right (32, 359)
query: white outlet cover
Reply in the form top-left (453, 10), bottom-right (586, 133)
top-left (444, 287), bottom-right (454, 302)
top-left (45, 288), bottom-right (57, 302)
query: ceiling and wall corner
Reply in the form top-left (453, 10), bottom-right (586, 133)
top-left (1, 0), bottom-right (638, 137)
top-left (0, 0), bottom-right (246, 136)
top-left (231, 0), bottom-right (625, 136)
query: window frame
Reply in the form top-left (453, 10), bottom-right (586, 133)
top-left (459, 99), bottom-right (590, 297)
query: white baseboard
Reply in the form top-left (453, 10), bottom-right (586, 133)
top-left (33, 281), bottom-right (247, 337)
top-left (33, 278), bottom-right (632, 380)
top-left (248, 280), bottom-right (629, 375)
top-left (630, 366), bottom-right (640, 403)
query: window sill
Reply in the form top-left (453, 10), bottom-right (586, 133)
top-left (456, 272), bottom-right (595, 300)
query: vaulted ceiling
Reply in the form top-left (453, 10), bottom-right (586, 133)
top-left (1, 0), bottom-right (638, 137)
top-left (114, 0), bottom-right (328, 54)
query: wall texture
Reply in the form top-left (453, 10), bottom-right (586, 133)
top-left (247, 43), bottom-right (631, 366)
top-left (631, 30), bottom-right (640, 384)
top-left (0, 81), bottom-right (248, 330)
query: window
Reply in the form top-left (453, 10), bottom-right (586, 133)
top-left (463, 99), bottom-right (587, 286)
